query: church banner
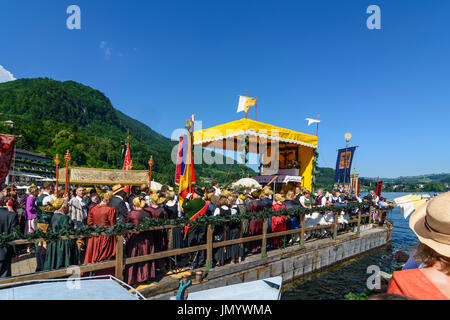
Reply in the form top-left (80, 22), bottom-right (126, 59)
top-left (59, 167), bottom-right (149, 186)
top-left (335, 146), bottom-right (356, 184)
top-left (0, 134), bottom-right (16, 189)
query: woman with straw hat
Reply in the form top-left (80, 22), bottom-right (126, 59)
top-left (124, 196), bottom-right (155, 285)
top-left (387, 192), bottom-right (450, 299)
top-left (83, 191), bottom-right (117, 276)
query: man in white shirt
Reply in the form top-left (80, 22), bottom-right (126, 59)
top-left (69, 187), bottom-right (87, 229)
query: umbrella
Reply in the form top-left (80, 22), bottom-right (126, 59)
top-left (150, 181), bottom-right (163, 191)
top-left (232, 178), bottom-right (262, 190)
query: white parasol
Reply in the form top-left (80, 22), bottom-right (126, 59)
top-left (150, 181), bottom-right (163, 191)
top-left (232, 178), bottom-right (262, 190)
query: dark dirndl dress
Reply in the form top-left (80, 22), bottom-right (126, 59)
top-left (213, 207), bottom-right (231, 262)
top-left (229, 206), bottom-right (244, 260)
top-left (163, 203), bottom-right (184, 249)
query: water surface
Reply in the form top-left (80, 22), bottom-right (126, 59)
top-left (281, 192), bottom-right (424, 300)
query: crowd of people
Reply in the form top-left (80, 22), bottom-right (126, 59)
top-left (1, 181), bottom-right (449, 300)
top-left (0, 181), bottom-right (386, 284)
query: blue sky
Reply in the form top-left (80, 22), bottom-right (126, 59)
top-left (1, 0), bottom-right (449, 178)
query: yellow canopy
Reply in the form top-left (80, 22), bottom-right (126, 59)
top-left (193, 118), bottom-right (318, 149)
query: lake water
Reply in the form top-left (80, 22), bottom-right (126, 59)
top-left (281, 192), bottom-right (424, 300)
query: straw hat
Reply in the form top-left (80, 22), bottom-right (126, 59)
top-left (112, 184), bottom-right (125, 195)
top-left (409, 192), bottom-right (450, 257)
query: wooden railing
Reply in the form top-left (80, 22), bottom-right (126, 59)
top-left (0, 209), bottom-right (376, 286)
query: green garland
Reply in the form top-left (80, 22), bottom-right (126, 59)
top-left (0, 202), bottom-right (392, 248)
top-left (311, 149), bottom-right (319, 191)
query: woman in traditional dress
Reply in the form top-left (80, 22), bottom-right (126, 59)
top-left (83, 191), bottom-right (117, 276)
top-left (212, 196), bottom-right (231, 266)
top-left (387, 192), bottom-right (450, 299)
top-left (163, 191), bottom-right (183, 249)
top-left (247, 197), bottom-right (265, 254)
top-left (124, 196), bottom-right (155, 285)
top-left (25, 185), bottom-right (38, 235)
top-left (271, 194), bottom-right (287, 249)
top-left (144, 193), bottom-right (168, 272)
top-left (43, 199), bottom-right (79, 271)
top-left (229, 196), bottom-right (244, 264)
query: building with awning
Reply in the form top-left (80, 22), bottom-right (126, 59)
top-left (193, 118), bottom-right (318, 191)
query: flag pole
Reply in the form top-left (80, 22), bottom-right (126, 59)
top-left (316, 114), bottom-right (320, 136)
top-left (255, 97), bottom-right (257, 121)
top-left (245, 90), bottom-right (248, 119)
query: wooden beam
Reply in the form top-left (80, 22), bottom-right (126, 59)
top-left (0, 261), bottom-right (115, 286)
top-left (205, 224), bottom-right (213, 271)
top-left (261, 219), bottom-right (268, 258)
top-left (115, 235), bottom-right (124, 281)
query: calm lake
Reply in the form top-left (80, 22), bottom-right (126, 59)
top-left (281, 192), bottom-right (425, 300)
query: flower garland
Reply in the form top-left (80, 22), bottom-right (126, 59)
top-left (0, 202), bottom-right (391, 248)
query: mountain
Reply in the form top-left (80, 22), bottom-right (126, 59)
top-left (0, 78), bottom-right (254, 185)
top-left (315, 167), bottom-right (449, 192)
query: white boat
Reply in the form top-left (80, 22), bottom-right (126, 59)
top-left (0, 275), bottom-right (145, 300)
top-left (173, 276), bottom-right (282, 300)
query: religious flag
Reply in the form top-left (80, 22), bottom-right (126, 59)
top-left (335, 146), bottom-right (356, 184)
top-left (392, 194), bottom-right (429, 219)
top-left (305, 118), bottom-right (321, 126)
top-left (175, 132), bottom-right (196, 209)
top-left (375, 181), bottom-right (383, 197)
top-left (237, 95), bottom-right (257, 114)
top-left (122, 140), bottom-right (132, 170)
top-left (0, 134), bottom-right (16, 190)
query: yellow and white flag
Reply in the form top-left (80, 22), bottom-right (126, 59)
top-left (392, 194), bottom-right (429, 219)
top-left (237, 95), bottom-right (257, 114)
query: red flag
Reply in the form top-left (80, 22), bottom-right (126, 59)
top-left (357, 181), bottom-right (361, 196)
top-left (0, 134), bottom-right (16, 189)
top-left (375, 181), bottom-right (383, 197)
top-left (122, 142), bottom-right (132, 170)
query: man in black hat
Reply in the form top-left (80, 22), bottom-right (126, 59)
top-left (182, 187), bottom-right (209, 269)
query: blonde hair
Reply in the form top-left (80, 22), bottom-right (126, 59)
top-left (28, 185), bottom-right (38, 196)
top-left (100, 191), bottom-right (113, 202)
top-left (166, 191), bottom-right (176, 201)
top-left (275, 194), bottom-right (285, 203)
top-left (133, 196), bottom-right (146, 209)
top-left (150, 193), bottom-right (159, 204)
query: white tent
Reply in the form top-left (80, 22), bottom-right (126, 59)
top-left (232, 178), bottom-right (262, 190)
